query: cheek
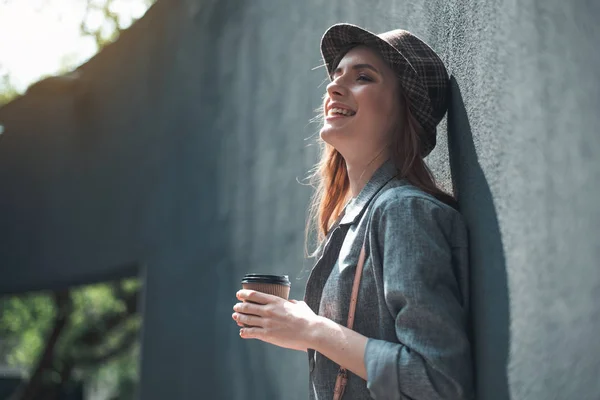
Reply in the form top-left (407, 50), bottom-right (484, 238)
top-left (364, 100), bottom-right (400, 147)
top-left (358, 94), bottom-right (398, 131)
top-left (379, 93), bottom-right (401, 132)
top-left (322, 94), bottom-right (331, 116)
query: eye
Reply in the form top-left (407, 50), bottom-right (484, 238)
top-left (357, 74), bottom-right (373, 82)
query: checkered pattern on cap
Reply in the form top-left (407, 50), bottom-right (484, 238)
top-left (320, 23), bottom-right (449, 156)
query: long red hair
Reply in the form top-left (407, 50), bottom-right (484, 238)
top-left (306, 91), bottom-right (455, 250)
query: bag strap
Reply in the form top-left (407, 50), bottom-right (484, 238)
top-left (347, 243), bottom-right (366, 331)
top-left (332, 239), bottom-right (367, 400)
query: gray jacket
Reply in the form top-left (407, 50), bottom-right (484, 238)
top-left (304, 159), bottom-right (473, 400)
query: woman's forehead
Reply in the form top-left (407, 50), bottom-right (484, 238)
top-left (337, 46), bottom-right (386, 68)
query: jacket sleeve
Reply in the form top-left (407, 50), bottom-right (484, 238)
top-left (364, 194), bottom-right (473, 400)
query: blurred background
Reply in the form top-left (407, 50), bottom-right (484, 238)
top-left (1, 0), bottom-right (599, 399)
top-left (1, 2), bottom-right (153, 399)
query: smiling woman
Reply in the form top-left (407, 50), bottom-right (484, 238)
top-left (233, 23), bottom-right (473, 400)
top-left (320, 46), bottom-right (402, 176)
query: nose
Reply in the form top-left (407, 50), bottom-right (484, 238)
top-left (326, 79), bottom-right (347, 98)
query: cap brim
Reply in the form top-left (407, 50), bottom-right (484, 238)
top-left (320, 23), bottom-right (415, 79)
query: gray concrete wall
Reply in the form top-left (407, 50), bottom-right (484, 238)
top-left (1, 0), bottom-right (598, 399)
top-left (204, 0), bottom-right (600, 398)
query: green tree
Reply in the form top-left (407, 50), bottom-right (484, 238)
top-left (0, 1), bottom-right (156, 399)
top-left (0, 74), bottom-right (19, 106)
top-left (2, 281), bottom-right (142, 400)
top-left (80, 0), bottom-right (157, 50)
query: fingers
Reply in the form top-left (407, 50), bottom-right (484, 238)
top-left (239, 327), bottom-right (262, 339)
top-left (236, 290), bottom-right (279, 305)
top-left (232, 312), bottom-right (263, 328)
top-left (233, 290), bottom-right (287, 340)
top-left (233, 301), bottom-right (266, 317)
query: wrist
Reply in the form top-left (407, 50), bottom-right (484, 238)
top-left (307, 315), bottom-right (336, 353)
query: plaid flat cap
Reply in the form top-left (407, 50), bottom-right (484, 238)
top-left (320, 23), bottom-right (450, 156)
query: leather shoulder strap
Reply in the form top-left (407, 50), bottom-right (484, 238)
top-left (346, 241), bottom-right (366, 330)
top-left (333, 238), bottom-right (367, 400)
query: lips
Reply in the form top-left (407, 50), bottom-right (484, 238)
top-left (326, 103), bottom-right (356, 118)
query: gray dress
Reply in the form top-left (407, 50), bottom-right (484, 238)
top-left (304, 159), bottom-right (473, 400)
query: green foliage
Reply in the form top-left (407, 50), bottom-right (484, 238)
top-left (0, 74), bottom-right (20, 106)
top-left (0, 279), bottom-right (142, 397)
top-left (80, 0), bottom-right (157, 50)
top-left (81, 0), bottom-right (124, 50)
top-left (0, 292), bottom-right (54, 366)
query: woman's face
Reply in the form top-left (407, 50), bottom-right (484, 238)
top-left (320, 45), bottom-right (402, 164)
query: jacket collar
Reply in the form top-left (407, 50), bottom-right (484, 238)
top-left (339, 158), bottom-right (401, 226)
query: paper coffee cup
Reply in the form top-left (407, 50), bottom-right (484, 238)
top-left (241, 274), bottom-right (291, 300)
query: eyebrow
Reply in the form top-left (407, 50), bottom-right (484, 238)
top-left (332, 63), bottom-right (381, 77)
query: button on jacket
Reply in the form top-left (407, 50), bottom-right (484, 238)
top-left (304, 159), bottom-right (473, 400)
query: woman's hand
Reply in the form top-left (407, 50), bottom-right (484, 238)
top-left (232, 289), bottom-right (318, 352)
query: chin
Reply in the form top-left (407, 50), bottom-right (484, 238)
top-left (320, 130), bottom-right (355, 161)
top-left (320, 125), bottom-right (349, 147)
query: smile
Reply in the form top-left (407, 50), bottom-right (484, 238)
top-left (328, 107), bottom-right (356, 117)
top-left (326, 107), bottom-right (356, 118)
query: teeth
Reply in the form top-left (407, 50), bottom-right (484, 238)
top-left (329, 107), bottom-right (355, 116)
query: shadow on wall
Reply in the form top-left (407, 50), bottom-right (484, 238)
top-left (447, 77), bottom-right (510, 400)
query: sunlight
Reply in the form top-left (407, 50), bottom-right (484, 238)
top-left (0, 0), bottom-right (151, 92)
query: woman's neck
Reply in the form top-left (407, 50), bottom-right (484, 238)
top-left (345, 150), bottom-right (390, 198)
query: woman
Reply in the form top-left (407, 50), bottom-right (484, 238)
top-left (232, 23), bottom-right (473, 400)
